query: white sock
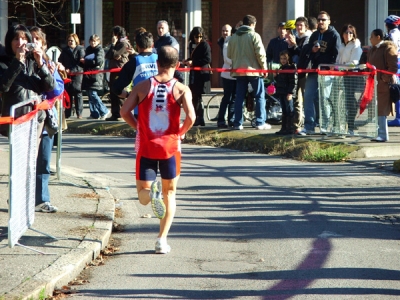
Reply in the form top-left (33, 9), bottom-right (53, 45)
top-left (157, 237), bottom-right (167, 244)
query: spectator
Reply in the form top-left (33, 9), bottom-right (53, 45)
top-left (298, 11), bottom-right (341, 135)
top-left (217, 35), bottom-right (236, 128)
top-left (384, 15), bottom-right (400, 127)
top-left (232, 21), bottom-right (243, 34)
top-left (308, 17), bottom-right (318, 32)
top-left (217, 24), bottom-right (232, 51)
top-left (113, 31), bottom-right (158, 118)
top-left (266, 22), bottom-right (288, 66)
top-left (367, 29), bottom-right (398, 142)
top-left (0, 24), bottom-right (56, 212)
top-left (105, 26), bottom-right (134, 121)
top-left (286, 17), bottom-right (312, 134)
top-left (227, 14), bottom-right (270, 130)
top-left (274, 50), bottom-right (297, 135)
top-left (58, 33), bottom-right (85, 119)
top-left (30, 26), bottom-right (61, 213)
top-left (81, 34), bottom-right (110, 120)
top-left (183, 26), bottom-right (211, 126)
top-left (120, 45), bottom-right (195, 254)
top-left (335, 24), bottom-right (362, 135)
top-left (154, 20), bottom-right (179, 53)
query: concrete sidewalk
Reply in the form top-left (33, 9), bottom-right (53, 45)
top-left (0, 143), bottom-right (115, 300)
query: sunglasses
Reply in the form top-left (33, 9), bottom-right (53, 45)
top-left (344, 31), bottom-right (354, 34)
top-left (194, 35), bottom-right (203, 38)
top-left (318, 18), bottom-right (328, 22)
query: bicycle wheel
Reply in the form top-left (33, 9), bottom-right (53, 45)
top-left (206, 94), bottom-right (222, 121)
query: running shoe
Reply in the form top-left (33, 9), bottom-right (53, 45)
top-left (155, 239), bottom-right (171, 254)
top-left (150, 180), bottom-right (165, 219)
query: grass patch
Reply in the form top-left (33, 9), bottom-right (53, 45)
top-left (185, 128), bottom-right (353, 162)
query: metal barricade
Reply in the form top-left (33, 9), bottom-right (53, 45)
top-left (318, 64), bottom-right (378, 137)
top-left (8, 98), bottom-right (40, 248)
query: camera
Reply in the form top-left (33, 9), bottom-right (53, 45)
top-left (315, 42), bottom-right (320, 47)
top-left (25, 43), bottom-right (37, 51)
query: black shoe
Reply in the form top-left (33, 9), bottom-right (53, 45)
top-left (105, 116), bottom-right (123, 121)
top-left (217, 124), bottom-right (228, 128)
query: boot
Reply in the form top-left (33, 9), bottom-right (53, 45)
top-left (275, 115), bottom-right (287, 135)
top-left (286, 113), bottom-right (294, 134)
top-left (193, 97), bottom-right (205, 126)
top-left (388, 100), bottom-right (400, 126)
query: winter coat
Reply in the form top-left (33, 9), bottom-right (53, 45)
top-left (275, 64), bottom-right (298, 97)
top-left (288, 30), bottom-right (312, 64)
top-left (105, 38), bottom-right (131, 69)
top-left (154, 33), bottom-right (180, 53)
top-left (336, 38), bottom-right (363, 65)
top-left (227, 25), bottom-right (267, 77)
top-left (266, 36), bottom-right (289, 64)
top-left (221, 36), bottom-right (235, 80)
top-left (82, 44), bottom-right (104, 91)
top-left (187, 41), bottom-right (211, 95)
top-left (307, 25), bottom-right (341, 69)
top-left (0, 55), bottom-right (55, 135)
top-left (367, 41), bottom-right (398, 116)
top-left (58, 45), bottom-right (85, 92)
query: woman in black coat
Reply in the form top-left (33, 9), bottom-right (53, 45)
top-left (81, 34), bottom-right (109, 119)
top-left (58, 33), bottom-right (85, 118)
top-left (183, 27), bottom-right (211, 126)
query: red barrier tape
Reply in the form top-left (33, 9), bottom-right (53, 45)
top-left (0, 100), bottom-right (55, 125)
top-left (359, 63), bottom-right (377, 115)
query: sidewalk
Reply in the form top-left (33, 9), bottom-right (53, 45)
top-left (0, 144), bottom-right (115, 300)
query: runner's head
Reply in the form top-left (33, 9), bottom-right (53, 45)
top-left (157, 45), bottom-right (179, 69)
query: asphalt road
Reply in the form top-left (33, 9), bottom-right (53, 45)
top-left (57, 133), bottom-right (400, 299)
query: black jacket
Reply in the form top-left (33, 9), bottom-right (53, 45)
top-left (58, 45), bottom-right (85, 92)
top-left (307, 26), bottom-right (341, 69)
top-left (0, 55), bottom-right (55, 135)
top-left (187, 41), bottom-right (211, 95)
top-left (275, 64), bottom-right (298, 97)
top-left (105, 39), bottom-right (131, 69)
top-left (82, 45), bottom-right (104, 91)
top-left (266, 37), bottom-right (289, 64)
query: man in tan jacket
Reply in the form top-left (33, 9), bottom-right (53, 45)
top-left (227, 14), bottom-right (269, 130)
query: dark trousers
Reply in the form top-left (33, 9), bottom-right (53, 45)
top-left (65, 85), bottom-right (83, 118)
top-left (109, 75), bottom-right (125, 118)
top-left (217, 78), bottom-right (236, 125)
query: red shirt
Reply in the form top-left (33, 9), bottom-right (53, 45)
top-left (136, 77), bottom-right (181, 159)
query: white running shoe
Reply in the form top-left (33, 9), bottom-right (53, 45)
top-left (155, 239), bottom-right (171, 254)
top-left (150, 181), bottom-right (165, 219)
top-left (256, 123), bottom-right (272, 130)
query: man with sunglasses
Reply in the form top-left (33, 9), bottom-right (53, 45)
top-left (298, 11), bottom-right (341, 136)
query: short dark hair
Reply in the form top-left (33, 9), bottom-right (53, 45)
top-left (5, 24), bottom-right (32, 56)
top-left (89, 34), bottom-right (101, 44)
top-left (372, 28), bottom-right (384, 40)
top-left (279, 50), bottom-right (291, 63)
top-left (158, 45), bottom-right (178, 69)
top-left (135, 31), bottom-right (153, 49)
top-left (243, 15), bottom-right (257, 26)
top-left (112, 25), bottom-right (126, 38)
top-left (308, 17), bottom-right (318, 30)
top-left (295, 17), bottom-right (309, 29)
top-left (318, 11), bottom-right (330, 19)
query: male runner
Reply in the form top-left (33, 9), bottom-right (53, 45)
top-left (120, 46), bottom-right (195, 254)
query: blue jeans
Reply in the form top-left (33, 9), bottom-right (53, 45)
top-left (88, 90), bottom-right (109, 119)
top-left (303, 73), bottom-right (319, 131)
top-left (218, 78), bottom-right (236, 125)
top-left (378, 116), bottom-right (388, 140)
top-left (234, 76), bottom-right (266, 126)
top-left (36, 134), bottom-right (53, 205)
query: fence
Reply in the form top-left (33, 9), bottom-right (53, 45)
top-left (318, 64), bottom-right (378, 137)
top-left (7, 98), bottom-right (40, 248)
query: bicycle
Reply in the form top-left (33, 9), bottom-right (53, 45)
top-left (206, 92), bottom-right (254, 123)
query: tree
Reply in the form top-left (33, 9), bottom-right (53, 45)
top-left (8, 0), bottom-right (67, 29)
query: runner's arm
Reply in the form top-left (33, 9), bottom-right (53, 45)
top-left (120, 83), bottom-right (142, 129)
top-left (179, 85), bottom-right (196, 136)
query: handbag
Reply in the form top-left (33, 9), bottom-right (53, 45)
top-left (389, 83), bottom-right (400, 103)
